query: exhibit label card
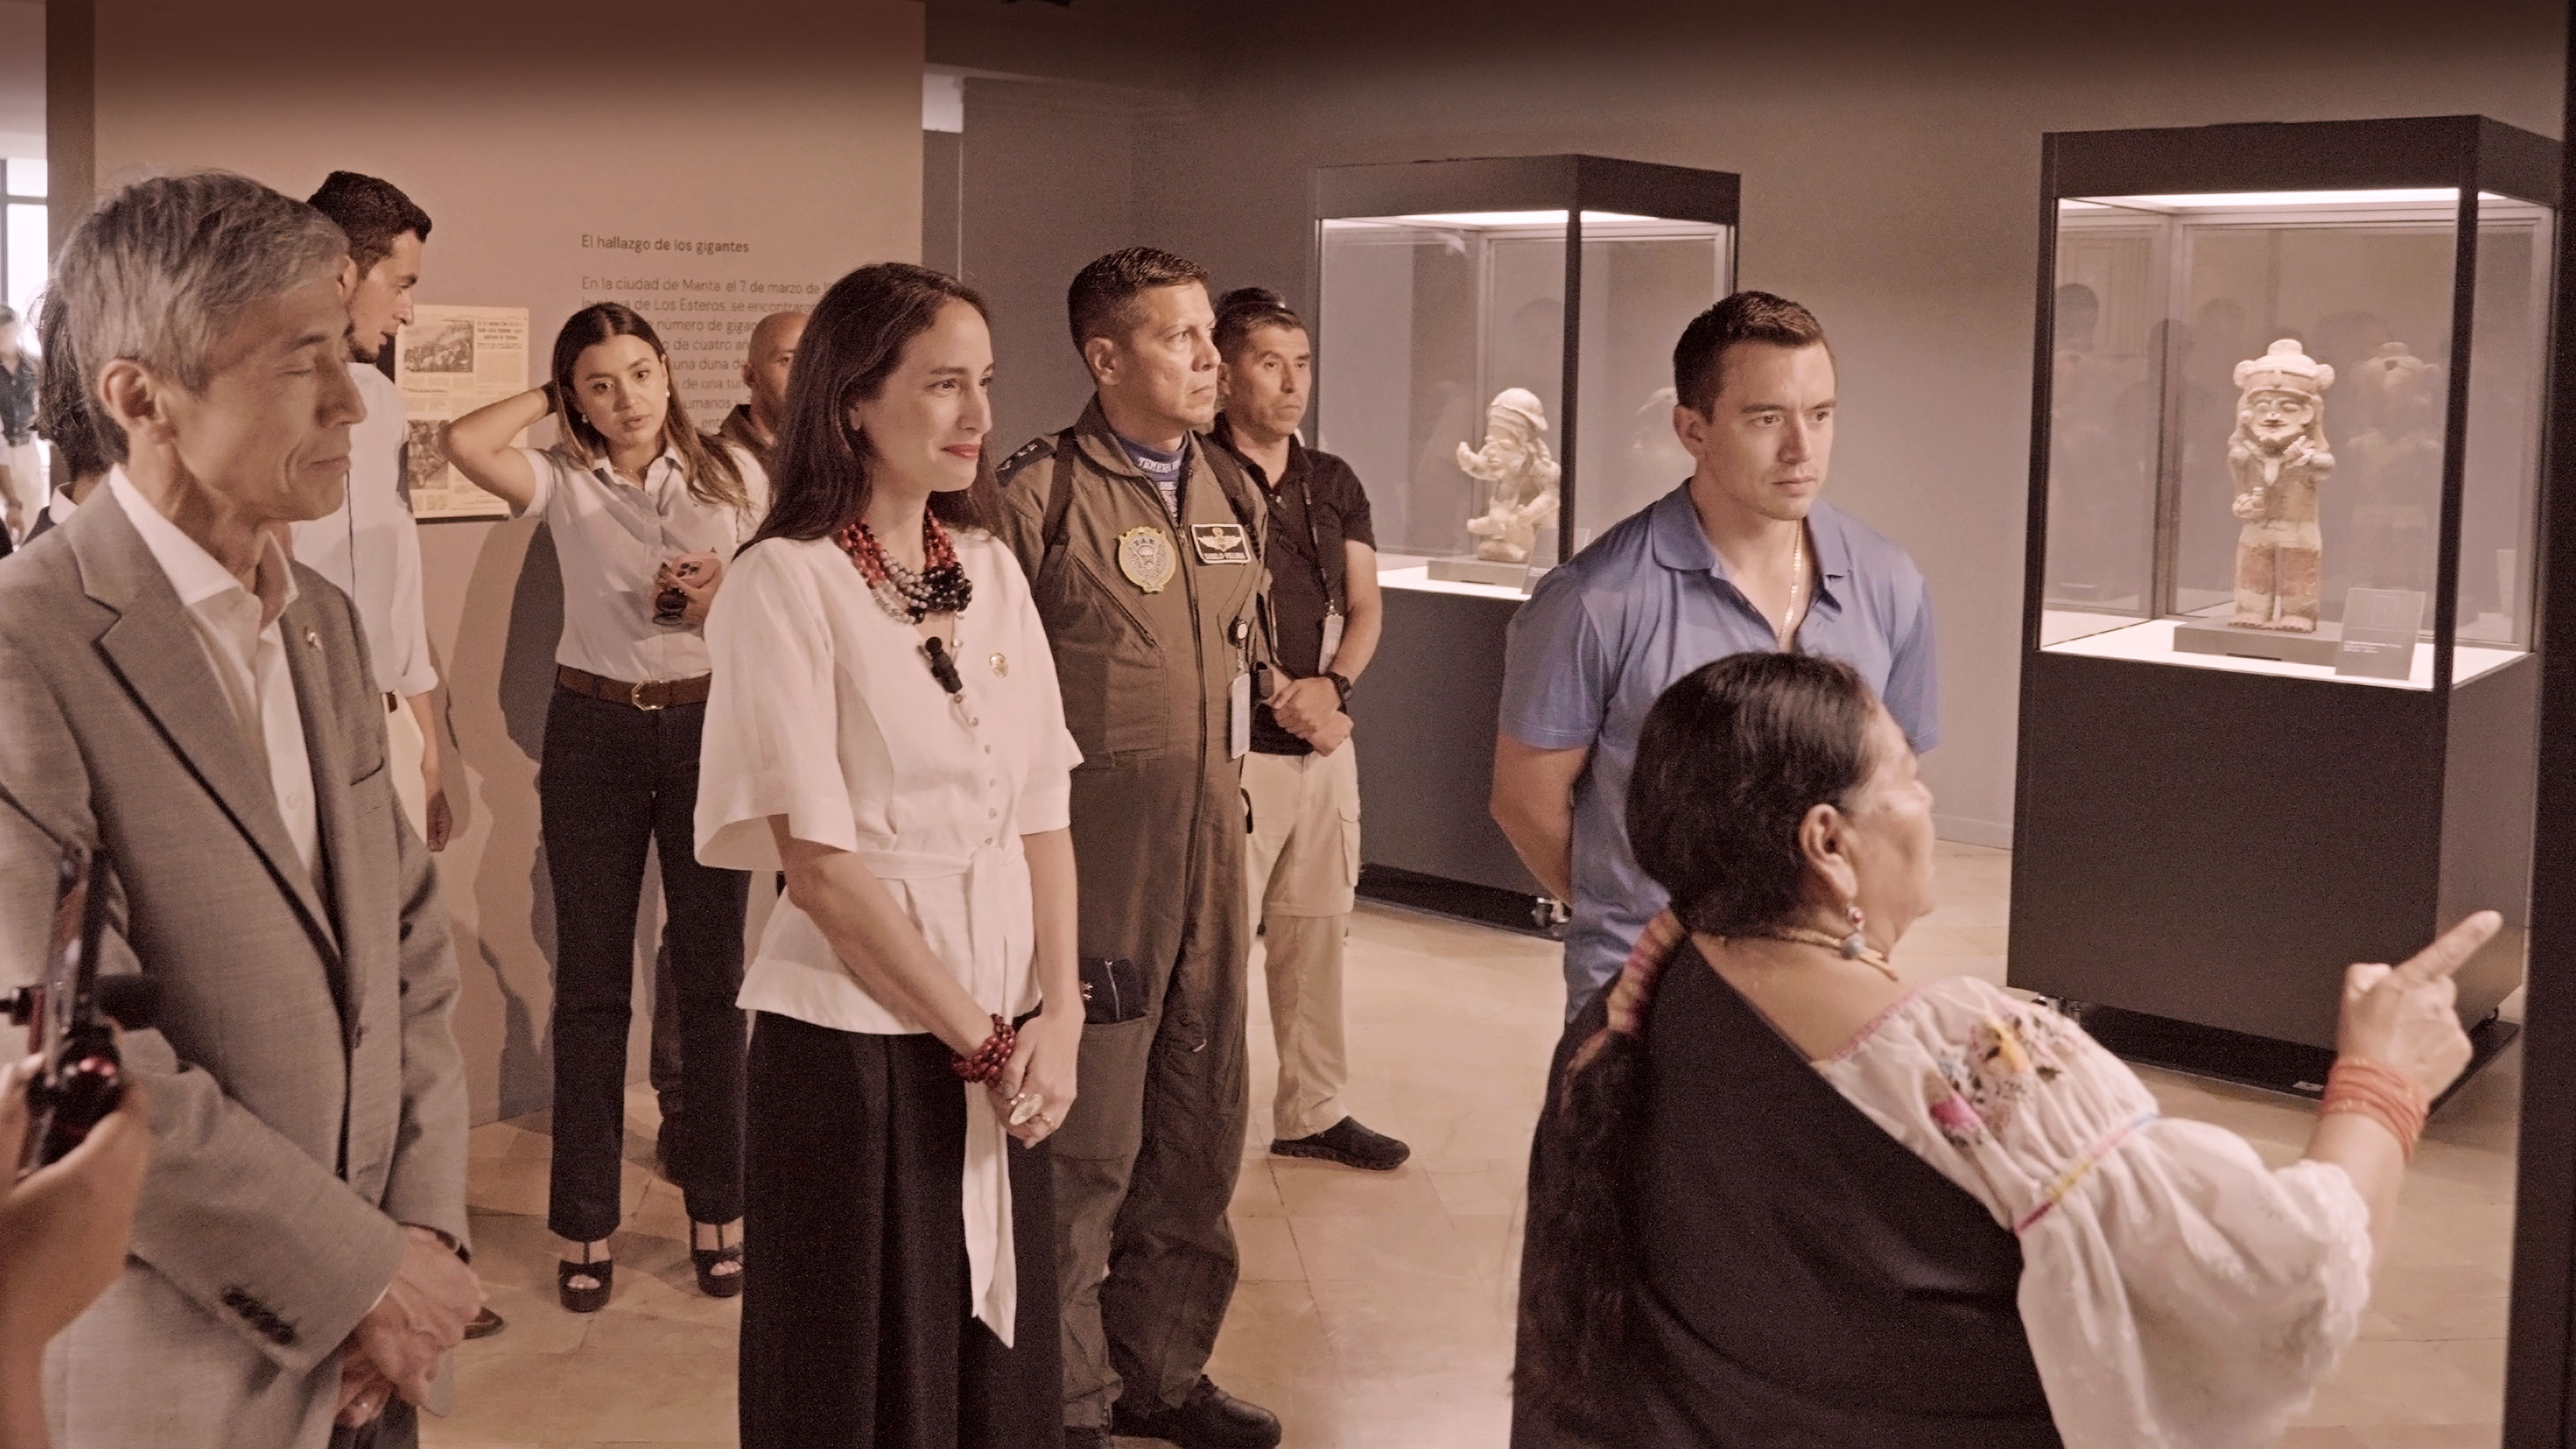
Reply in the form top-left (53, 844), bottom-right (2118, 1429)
top-left (398, 306), bottom-right (531, 523)
top-left (2334, 587), bottom-right (2426, 681)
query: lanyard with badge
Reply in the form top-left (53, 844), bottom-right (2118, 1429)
top-left (1281, 451), bottom-right (1345, 667)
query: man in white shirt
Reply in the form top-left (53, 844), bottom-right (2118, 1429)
top-left (291, 173), bottom-right (448, 850)
top-left (0, 171), bottom-right (479, 1449)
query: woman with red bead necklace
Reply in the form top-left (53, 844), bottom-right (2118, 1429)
top-left (695, 263), bottom-right (1083, 1448)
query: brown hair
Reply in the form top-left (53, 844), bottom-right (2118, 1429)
top-left (1671, 290), bottom-right (1830, 417)
top-left (546, 302), bottom-right (747, 512)
top-left (307, 171), bottom-right (432, 280)
top-left (747, 263), bottom-right (1001, 550)
top-left (1213, 285), bottom-right (1304, 363)
top-left (1518, 652), bottom-right (1881, 1438)
top-left (1067, 246), bottom-right (1209, 351)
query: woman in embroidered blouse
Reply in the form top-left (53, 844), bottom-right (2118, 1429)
top-left (1514, 652), bottom-right (2490, 1449)
top-left (694, 263), bottom-right (1083, 1449)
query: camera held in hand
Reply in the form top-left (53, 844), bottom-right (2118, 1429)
top-left (4, 847), bottom-right (159, 1173)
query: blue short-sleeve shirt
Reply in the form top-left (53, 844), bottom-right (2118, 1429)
top-left (1499, 484), bottom-right (1939, 1015)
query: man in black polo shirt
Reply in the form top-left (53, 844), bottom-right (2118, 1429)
top-left (1209, 287), bottom-right (1408, 1171)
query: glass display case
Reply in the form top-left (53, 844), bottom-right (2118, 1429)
top-left (1312, 155), bottom-right (1736, 589)
top-left (2035, 134), bottom-right (2555, 691)
top-left (2011, 117), bottom-right (2558, 1063)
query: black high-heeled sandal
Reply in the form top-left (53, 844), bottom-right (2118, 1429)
top-left (691, 1222), bottom-right (743, 1299)
top-left (558, 1244), bottom-right (612, 1314)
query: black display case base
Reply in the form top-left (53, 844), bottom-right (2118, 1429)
top-left (1356, 864), bottom-right (1566, 940)
top-left (2062, 1001), bottom-right (2517, 1112)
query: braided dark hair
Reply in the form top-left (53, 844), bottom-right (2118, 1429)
top-left (1516, 652), bottom-right (1880, 1438)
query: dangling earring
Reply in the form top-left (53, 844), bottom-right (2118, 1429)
top-left (1839, 904), bottom-right (1868, 961)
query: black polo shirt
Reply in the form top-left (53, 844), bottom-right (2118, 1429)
top-left (1212, 416), bottom-right (1375, 756)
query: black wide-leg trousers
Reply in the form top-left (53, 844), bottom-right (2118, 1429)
top-left (540, 687), bottom-right (748, 1242)
top-left (740, 1012), bottom-right (1063, 1449)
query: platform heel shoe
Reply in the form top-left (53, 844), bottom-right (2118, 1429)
top-left (691, 1221), bottom-right (744, 1299)
top-left (557, 1244), bottom-right (613, 1314)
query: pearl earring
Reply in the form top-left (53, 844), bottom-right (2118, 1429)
top-left (1840, 904), bottom-right (1868, 961)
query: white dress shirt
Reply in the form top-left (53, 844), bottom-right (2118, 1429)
top-left (108, 469), bottom-right (320, 880)
top-left (292, 364), bottom-right (435, 698)
top-left (695, 526), bottom-right (1082, 1344)
top-left (513, 442), bottom-right (768, 683)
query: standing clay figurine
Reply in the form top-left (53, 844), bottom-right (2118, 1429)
top-left (2226, 339), bottom-right (2336, 632)
top-left (1458, 387), bottom-right (1562, 564)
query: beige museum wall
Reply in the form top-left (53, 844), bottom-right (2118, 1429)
top-left (49, 0), bottom-right (927, 1124)
top-left (929, 0), bottom-right (2567, 849)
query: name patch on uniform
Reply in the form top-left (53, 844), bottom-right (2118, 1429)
top-left (1118, 526), bottom-right (1179, 593)
top-left (1189, 522), bottom-right (1253, 566)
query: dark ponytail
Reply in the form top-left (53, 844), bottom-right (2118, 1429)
top-left (1516, 652), bottom-right (1880, 1438)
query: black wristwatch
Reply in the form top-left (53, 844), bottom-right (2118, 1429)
top-left (1325, 670), bottom-right (1354, 705)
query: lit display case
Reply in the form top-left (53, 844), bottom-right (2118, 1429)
top-left (1313, 155), bottom-right (1737, 913)
top-left (2010, 117), bottom-right (2558, 1063)
top-left (1313, 155), bottom-right (1736, 587)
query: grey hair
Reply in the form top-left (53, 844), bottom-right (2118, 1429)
top-left (49, 171), bottom-right (350, 461)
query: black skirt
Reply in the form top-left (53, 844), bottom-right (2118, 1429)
top-left (740, 1012), bottom-right (1063, 1449)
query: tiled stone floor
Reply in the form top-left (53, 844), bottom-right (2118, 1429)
top-left (422, 841), bottom-right (2520, 1447)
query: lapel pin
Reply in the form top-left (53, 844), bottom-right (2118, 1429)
top-left (303, 628), bottom-right (321, 651)
top-left (990, 652), bottom-right (1008, 677)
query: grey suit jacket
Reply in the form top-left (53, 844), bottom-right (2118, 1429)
top-left (0, 487), bottom-right (468, 1449)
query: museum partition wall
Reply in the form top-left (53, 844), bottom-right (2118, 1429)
top-left (2009, 116), bottom-right (2558, 1082)
top-left (1314, 155), bottom-right (1737, 924)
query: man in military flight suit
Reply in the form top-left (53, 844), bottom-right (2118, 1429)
top-left (996, 247), bottom-right (1281, 1449)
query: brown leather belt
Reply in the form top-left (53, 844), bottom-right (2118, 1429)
top-left (556, 665), bottom-right (712, 711)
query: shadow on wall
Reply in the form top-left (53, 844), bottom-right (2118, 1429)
top-left (441, 515), bottom-right (566, 1123)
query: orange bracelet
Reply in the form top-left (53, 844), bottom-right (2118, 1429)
top-left (2320, 1058), bottom-right (2428, 1162)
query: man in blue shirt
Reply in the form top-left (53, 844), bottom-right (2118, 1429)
top-left (1491, 291), bottom-right (1939, 1017)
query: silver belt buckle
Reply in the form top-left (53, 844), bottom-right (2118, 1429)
top-left (630, 679), bottom-right (663, 711)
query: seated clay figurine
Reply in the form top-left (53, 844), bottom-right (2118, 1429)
top-left (1458, 386), bottom-right (1562, 564)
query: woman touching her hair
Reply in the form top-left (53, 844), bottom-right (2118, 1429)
top-left (443, 304), bottom-right (768, 1313)
top-left (692, 262), bottom-right (1083, 1448)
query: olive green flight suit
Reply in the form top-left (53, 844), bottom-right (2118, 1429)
top-left (997, 399), bottom-right (1268, 1428)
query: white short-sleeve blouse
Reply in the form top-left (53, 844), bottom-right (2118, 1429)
top-left (694, 524), bottom-right (1081, 1343)
top-left (515, 442), bottom-right (769, 682)
top-left (1817, 976), bottom-right (2374, 1449)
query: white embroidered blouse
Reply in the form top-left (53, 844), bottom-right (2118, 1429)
top-left (1814, 976), bottom-right (2373, 1449)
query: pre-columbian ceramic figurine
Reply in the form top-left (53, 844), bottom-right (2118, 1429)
top-left (1458, 386), bottom-right (1562, 564)
top-left (2226, 339), bottom-right (2336, 632)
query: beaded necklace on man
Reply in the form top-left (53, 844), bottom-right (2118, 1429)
top-left (838, 512), bottom-right (975, 696)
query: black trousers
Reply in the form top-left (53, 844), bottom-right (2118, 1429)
top-left (741, 1013), bottom-right (1063, 1449)
top-left (539, 687), bottom-right (748, 1242)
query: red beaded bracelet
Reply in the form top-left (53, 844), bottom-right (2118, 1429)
top-left (2320, 1057), bottom-right (2428, 1163)
top-left (951, 1014), bottom-right (1016, 1085)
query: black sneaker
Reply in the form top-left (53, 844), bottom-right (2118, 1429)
top-left (1271, 1116), bottom-right (1411, 1171)
top-left (1111, 1377), bottom-right (1281, 1449)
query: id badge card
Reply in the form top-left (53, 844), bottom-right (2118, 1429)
top-left (1319, 610), bottom-right (1346, 672)
top-left (1229, 669), bottom-right (1252, 760)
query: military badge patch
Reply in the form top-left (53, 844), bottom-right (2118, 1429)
top-left (1188, 522), bottom-right (1253, 565)
top-left (1117, 526), bottom-right (1179, 593)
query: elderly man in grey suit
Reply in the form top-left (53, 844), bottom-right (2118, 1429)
top-left (0, 172), bottom-right (481, 1448)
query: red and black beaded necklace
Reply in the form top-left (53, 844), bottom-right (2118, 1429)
top-left (838, 512), bottom-right (975, 696)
